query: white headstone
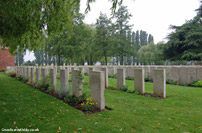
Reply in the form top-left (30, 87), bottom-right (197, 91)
top-left (91, 71), bottom-right (105, 110)
top-left (134, 68), bottom-right (145, 93)
top-left (72, 70), bottom-right (83, 97)
top-left (153, 69), bottom-right (166, 98)
top-left (60, 69), bottom-right (69, 96)
top-left (117, 68), bottom-right (126, 89)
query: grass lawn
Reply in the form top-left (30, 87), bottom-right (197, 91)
top-left (0, 72), bottom-right (202, 132)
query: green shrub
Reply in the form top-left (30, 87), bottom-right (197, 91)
top-left (16, 75), bottom-right (23, 81)
top-left (133, 90), bottom-right (141, 94)
top-left (17, 77), bottom-right (28, 83)
top-left (192, 80), bottom-right (202, 87)
top-left (81, 98), bottom-right (97, 111)
top-left (8, 72), bottom-right (16, 77)
top-left (121, 85), bottom-right (128, 92)
top-left (47, 88), bottom-right (55, 94)
top-left (64, 96), bottom-right (78, 103)
top-left (126, 90), bottom-right (132, 93)
top-left (82, 104), bottom-right (96, 111)
top-left (145, 77), bottom-right (150, 82)
top-left (64, 93), bottom-right (87, 103)
top-left (78, 93), bottom-right (87, 102)
top-left (0, 69), bottom-right (6, 72)
top-left (127, 90), bottom-right (141, 94)
top-left (42, 82), bottom-right (49, 90)
top-left (109, 74), bottom-right (117, 79)
top-left (41, 88), bottom-right (46, 91)
top-left (126, 77), bottom-right (134, 80)
top-left (166, 80), bottom-right (177, 85)
top-left (108, 76), bottom-right (112, 78)
top-left (23, 78), bottom-right (28, 83)
top-left (35, 79), bottom-right (49, 90)
top-left (63, 94), bottom-right (96, 111)
top-left (59, 90), bottom-right (70, 98)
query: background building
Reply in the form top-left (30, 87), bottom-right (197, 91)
top-left (0, 46), bottom-right (15, 69)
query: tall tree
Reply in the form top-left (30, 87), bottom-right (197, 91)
top-left (132, 31), bottom-right (136, 42)
top-left (34, 50), bottom-right (41, 66)
top-left (15, 48), bottom-right (24, 66)
top-left (15, 51), bottom-right (19, 66)
top-left (41, 14), bottom-right (97, 65)
top-left (113, 5), bottom-right (133, 65)
top-left (95, 13), bottom-right (112, 65)
top-left (140, 30), bottom-right (148, 46)
top-left (131, 31), bottom-right (136, 64)
top-left (137, 42), bottom-right (162, 65)
top-left (148, 34), bottom-right (154, 44)
top-left (196, 0), bottom-right (202, 24)
top-left (163, 4), bottom-right (202, 61)
top-left (135, 30), bottom-right (140, 51)
top-left (125, 30), bottom-right (133, 65)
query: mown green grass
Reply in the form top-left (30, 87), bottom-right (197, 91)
top-left (0, 72), bottom-right (202, 132)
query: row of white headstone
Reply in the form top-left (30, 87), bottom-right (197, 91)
top-left (89, 67), bottom-right (166, 98)
top-left (86, 66), bottom-right (202, 85)
top-left (7, 66), bottom-right (167, 110)
top-left (43, 65), bottom-right (201, 85)
top-left (7, 66), bottom-right (105, 110)
top-left (8, 65), bottom-right (202, 85)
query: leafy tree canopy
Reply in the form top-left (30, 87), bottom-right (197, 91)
top-left (113, 5), bottom-right (134, 65)
top-left (164, 4), bottom-right (202, 61)
top-left (0, 0), bottom-right (123, 53)
top-left (138, 42), bottom-right (155, 64)
top-left (95, 13), bottom-right (112, 65)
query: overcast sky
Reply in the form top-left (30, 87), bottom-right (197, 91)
top-left (24, 0), bottom-right (200, 61)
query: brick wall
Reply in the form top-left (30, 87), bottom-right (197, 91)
top-left (0, 49), bottom-right (15, 69)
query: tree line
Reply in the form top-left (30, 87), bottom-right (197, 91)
top-left (9, 1), bottom-right (201, 66)
top-left (33, 6), bottom-right (154, 66)
top-left (0, 0), bottom-right (123, 53)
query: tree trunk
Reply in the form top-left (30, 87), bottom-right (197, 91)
top-left (116, 56), bottom-right (119, 65)
top-left (120, 56), bottom-right (124, 65)
top-left (58, 55), bottom-right (61, 66)
top-left (71, 57), bottom-right (73, 65)
top-left (90, 56), bottom-right (93, 65)
top-left (104, 54), bottom-right (108, 65)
